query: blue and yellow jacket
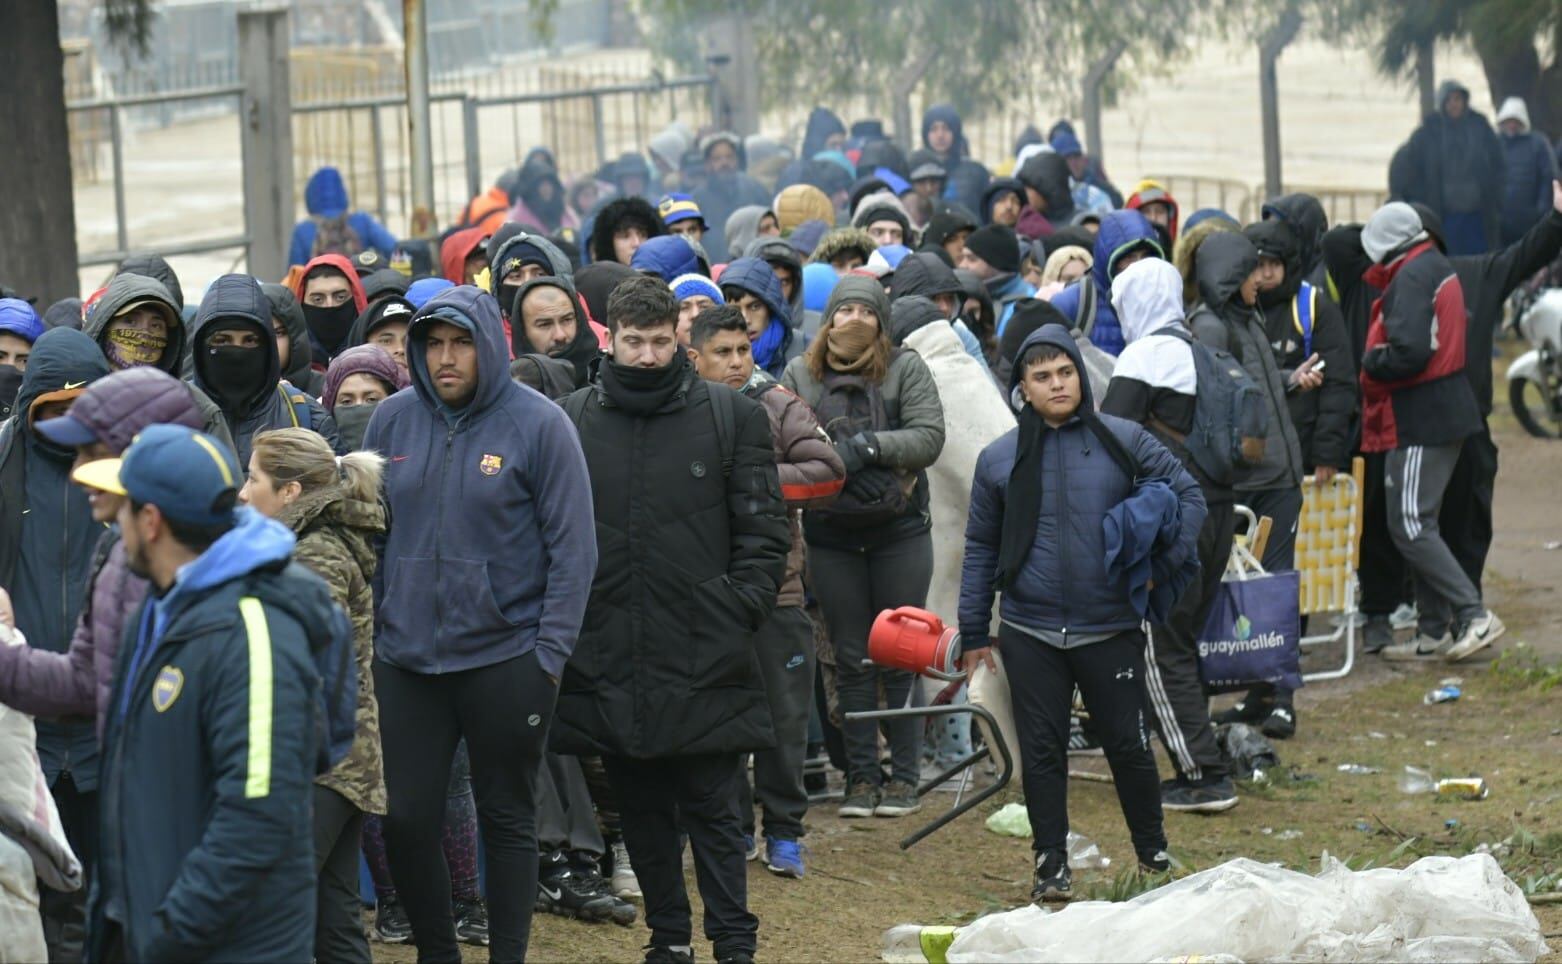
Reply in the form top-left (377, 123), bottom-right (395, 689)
top-left (90, 509), bottom-right (332, 962)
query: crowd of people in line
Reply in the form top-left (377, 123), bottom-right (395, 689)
top-left (0, 87), bottom-right (1559, 963)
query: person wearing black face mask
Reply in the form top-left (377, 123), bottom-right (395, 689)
top-left (293, 256), bottom-right (369, 371)
top-left (556, 276), bottom-right (788, 964)
top-left (191, 273), bottom-right (339, 467)
top-left (1242, 219), bottom-right (1357, 485)
top-left (486, 227), bottom-right (577, 330)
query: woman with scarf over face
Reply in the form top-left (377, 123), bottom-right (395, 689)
top-left (781, 276), bottom-right (945, 820)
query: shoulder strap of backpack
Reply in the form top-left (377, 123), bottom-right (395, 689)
top-left (1294, 281), bottom-right (1315, 357)
top-left (277, 382), bottom-right (311, 429)
top-left (708, 381), bottom-right (736, 478)
top-left (1082, 412), bottom-right (1142, 483)
top-left (562, 387), bottom-right (592, 428)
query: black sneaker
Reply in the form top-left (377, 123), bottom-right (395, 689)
top-left (581, 868), bottom-right (638, 926)
top-left (1161, 777), bottom-right (1240, 813)
top-left (372, 896), bottom-right (412, 944)
top-left (1212, 699), bottom-right (1267, 725)
top-left (452, 896), bottom-right (489, 946)
top-left (644, 946), bottom-right (696, 964)
top-left (1031, 849), bottom-right (1071, 902)
top-left (839, 780), bottom-right (879, 818)
top-left (536, 868), bottom-right (623, 923)
top-left (1363, 615), bottom-right (1395, 654)
top-left (1138, 848), bottom-right (1172, 874)
top-left (1260, 705), bottom-right (1296, 740)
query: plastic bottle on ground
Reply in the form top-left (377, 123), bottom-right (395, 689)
top-left (881, 923), bottom-right (958, 963)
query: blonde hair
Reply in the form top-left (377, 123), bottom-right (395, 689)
top-left (1041, 245), bottom-right (1094, 286)
top-left (251, 428), bottom-right (383, 505)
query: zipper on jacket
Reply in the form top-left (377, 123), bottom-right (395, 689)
top-left (432, 427), bottom-right (455, 674)
top-left (59, 473), bottom-right (73, 780)
top-left (1057, 427), bottom-right (1073, 636)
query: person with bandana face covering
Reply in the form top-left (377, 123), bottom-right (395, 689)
top-left (322, 344), bottom-right (408, 452)
top-left (84, 272), bottom-right (236, 452)
top-left (293, 255), bottom-right (369, 372)
top-left (556, 276), bottom-right (788, 964)
top-left (0, 328), bottom-right (109, 961)
top-left (190, 274), bottom-right (338, 468)
top-left (782, 275), bottom-right (946, 822)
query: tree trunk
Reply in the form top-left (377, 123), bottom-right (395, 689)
top-left (1468, 25), bottom-right (1560, 139)
top-left (0, 3), bottom-right (78, 305)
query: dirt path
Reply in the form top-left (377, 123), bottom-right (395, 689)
top-left (372, 389), bottom-right (1562, 963)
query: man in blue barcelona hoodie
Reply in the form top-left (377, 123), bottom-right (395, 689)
top-left (288, 166), bottom-right (401, 268)
top-left (363, 284), bottom-right (597, 962)
top-left (960, 324), bottom-right (1204, 903)
top-left (84, 425), bottom-right (332, 962)
top-left (1049, 209), bottom-right (1166, 356)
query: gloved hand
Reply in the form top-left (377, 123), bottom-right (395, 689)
top-left (836, 432), bottom-right (880, 476)
top-left (843, 467), bottom-right (895, 503)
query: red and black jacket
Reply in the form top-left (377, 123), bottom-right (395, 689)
top-left (1358, 240), bottom-right (1481, 452)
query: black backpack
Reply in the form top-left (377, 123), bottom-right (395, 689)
top-left (809, 367), bottom-right (912, 528)
top-left (1160, 321), bottom-right (1268, 486)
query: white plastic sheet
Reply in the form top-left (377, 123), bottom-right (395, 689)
top-left (945, 854), bottom-right (1547, 963)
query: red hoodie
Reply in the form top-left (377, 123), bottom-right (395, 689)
top-left (440, 227), bottom-right (489, 285)
top-left (292, 253), bottom-right (368, 314)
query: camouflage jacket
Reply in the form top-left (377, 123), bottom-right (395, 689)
top-left (279, 487), bottom-right (387, 814)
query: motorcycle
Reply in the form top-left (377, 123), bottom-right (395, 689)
top-left (1508, 288), bottom-right (1562, 438)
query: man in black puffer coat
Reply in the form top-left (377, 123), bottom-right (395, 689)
top-left (556, 276), bottom-right (789, 964)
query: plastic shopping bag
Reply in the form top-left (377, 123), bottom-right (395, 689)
top-left (1197, 569), bottom-right (1302, 692)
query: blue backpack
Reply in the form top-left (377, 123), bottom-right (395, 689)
top-left (1159, 324), bottom-right (1268, 486)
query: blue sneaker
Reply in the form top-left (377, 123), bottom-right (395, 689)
top-left (765, 837), bottom-right (805, 879)
top-left (743, 834), bottom-right (759, 861)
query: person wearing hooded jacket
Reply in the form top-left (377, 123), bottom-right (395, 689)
top-left (631, 234), bottom-right (710, 282)
top-left (1103, 259), bottom-right (1240, 812)
top-left (960, 323), bottom-right (1204, 901)
top-left (115, 252), bottom-right (185, 314)
top-left (1261, 193), bottom-right (1331, 291)
top-left (1355, 203), bottom-right (1501, 664)
top-left (782, 276), bottom-right (946, 821)
top-left (364, 284), bottom-right (596, 962)
top-left (1188, 232), bottom-right (1311, 737)
top-left (191, 274), bottom-right (338, 469)
top-left (1495, 97), bottom-right (1559, 245)
top-left (587, 195), bottom-right (666, 266)
top-left (1244, 219), bottom-right (1357, 480)
top-left (86, 272), bottom-right (236, 449)
top-left (1049, 121), bottom-right (1123, 209)
top-left (289, 166), bottom-right (399, 268)
top-left (1017, 151), bottom-right (1078, 234)
top-left (744, 236), bottom-right (813, 358)
top-left (1050, 209), bottom-right (1166, 356)
top-left (1400, 80), bottom-right (1505, 255)
top-left (508, 149), bottom-right (579, 234)
top-left (721, 256), bottom-right (794, 380)
top-left (0, 329), bottom-right (108, 960)
top-left (261, 282), bottom-right (328, 399)
top-left (922, 105), bottom-right (991, 215)
top-left (511, 274), bottom-right (603, 388)
top-left (82, 425), bottom-right (337, 963)
top-left (556, 278), bottom-right (788, 964)
top-left (686, 304), bottom-right (845, 882)
top-left (891, 252), bottom-right (993, 371)
top-left (294, 253), bottom-right (371, 368)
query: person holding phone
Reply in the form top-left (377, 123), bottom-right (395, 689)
top-left (1244, 218), bottom-right (1357, 486)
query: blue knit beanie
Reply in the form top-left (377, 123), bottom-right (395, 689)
top-left (670, 273), bottom-right (724, 305)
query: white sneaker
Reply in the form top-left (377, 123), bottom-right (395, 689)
top-left (1380, 633), bottom-right (1449, 661)
top-left (610, 840), bottom-right (641, 899)
top-left (1389, 602), bottom-right (1419, 631)
top-left (1445, 611), bottom-right (1505, 662)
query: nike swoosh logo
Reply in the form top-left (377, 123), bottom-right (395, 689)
top-left (538, 884), bottom-right (561, 900)
top-left (63, 381), bottom-right (86, 390)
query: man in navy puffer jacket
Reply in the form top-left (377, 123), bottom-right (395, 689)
top-left (959, 324), bottom-right (1204, 903)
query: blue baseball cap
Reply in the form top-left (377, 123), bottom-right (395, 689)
top-left (72, 424), bottom-right (240, 526)
top-left (658, 193), bottom-right (707, 229)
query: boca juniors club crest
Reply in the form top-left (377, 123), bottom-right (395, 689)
top-left (479, 453), bottom-right (503, 476)
top-left (153, 665), bottom-right (184, 712)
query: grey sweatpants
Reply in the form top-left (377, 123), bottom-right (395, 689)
top-left (1386, 443), bottom-right (1483, 636)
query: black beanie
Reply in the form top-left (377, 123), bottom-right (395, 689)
top-left (1000, 298), bottom-right (1071, 363)
top-left (964, 224), bottom-right (1021, 276)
